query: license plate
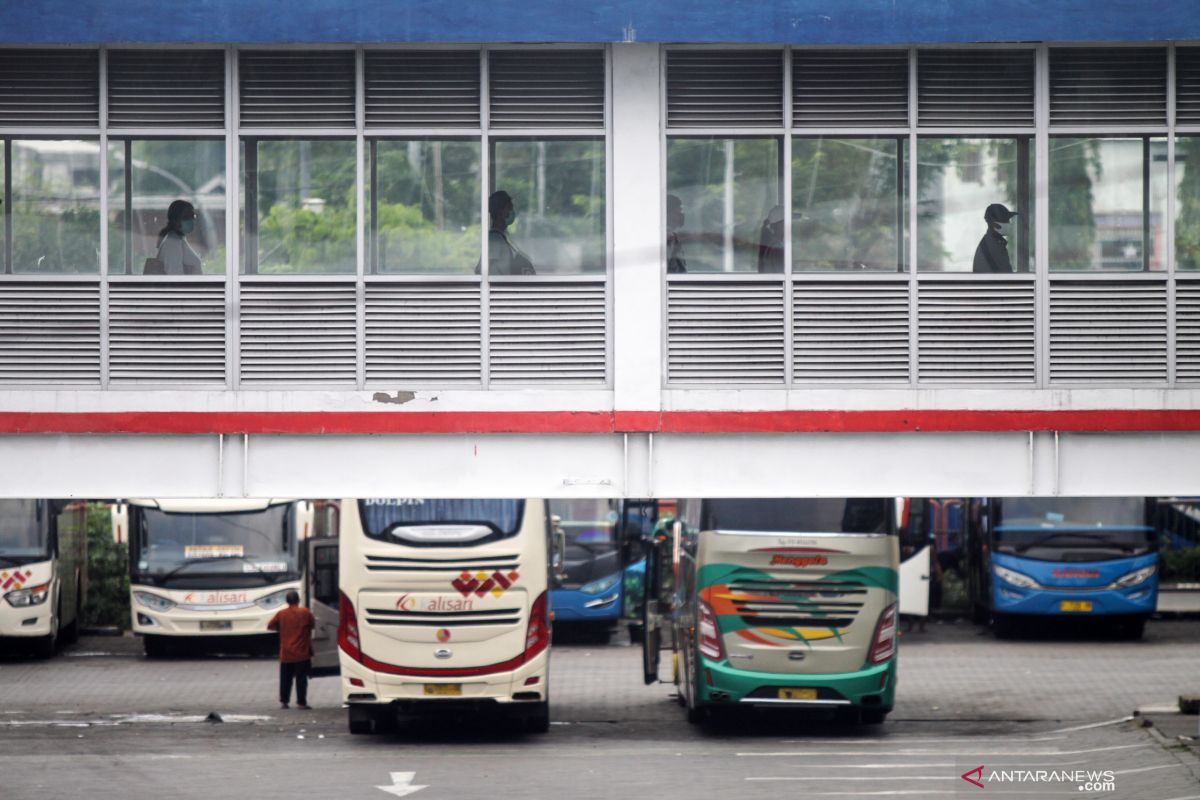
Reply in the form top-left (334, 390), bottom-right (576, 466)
top-left (423, 683), bottom-right (462, 697)
top-left (1059, 600), bottom-right (1093, 612)
top-left (199, 620), bottom-right (232, 631)
top-left (778, 687), bottom-right (818, 700)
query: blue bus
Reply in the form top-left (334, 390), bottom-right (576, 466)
top-left (547, 499), bottom-right (626, 642)
top-left (965, 497), bottom-right (1159, 640)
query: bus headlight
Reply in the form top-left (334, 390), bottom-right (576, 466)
top-left (255, 589), bottom-right (292, 610)
top-left (580, 574), bottom-right (621, 596)
top-left (134, 591), bottom-right (176, 612)
top-left (5, 583), bottom-right (50, 607)
top-left (993, 565), bottom-right (1041, 590)
top-left (1109, 565), bottom-right (1156, 589)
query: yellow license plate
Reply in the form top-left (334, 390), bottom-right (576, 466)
top-left (423, 683), bottom-right (462, 697)
top-left (1059, 600), bottom-right (1093, 612)
top-left (778, 687), bottom-right (818, 700)
top-left (199, 620), bottom-right (232, 631)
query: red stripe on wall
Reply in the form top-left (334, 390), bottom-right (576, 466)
top-left (1, 409), bottom-right (1199, 434)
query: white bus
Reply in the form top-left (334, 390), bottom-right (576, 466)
top-left (338, 499), bottom-right (559, 734)
top-left (0, 500), bottom-right (88, 658)
top-left (122, 499), bottom-right (313, 657)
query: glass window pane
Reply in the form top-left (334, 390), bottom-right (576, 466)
top-left (373, 140), bottom-right (480, 274)
top-left (11, 140), bottom-right (101, 274)
top-left (490, 139), bottom-right (605, 276)
top-left (666, 138), bottom-right (781, 274)
top-left (792, 137), bottom-right (906, 272)
top-left (108, 139), bottom-right (226, 275)
top-left (1176, 137), bottom-right (1200, 270)
top-left (918, 138), bottom-right (1034, 273)
top-left (242, 139), bottom-right (356, 275)
top-left (1050, 137), bottom-right (1164, 272)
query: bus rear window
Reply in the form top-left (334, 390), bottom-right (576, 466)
top-left (702, 498), bottom-right (892, 534)
top-left (358, 499), bottom-right (525, 546)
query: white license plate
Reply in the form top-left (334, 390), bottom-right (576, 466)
top-left (200, 620), bottom-right (232, 632)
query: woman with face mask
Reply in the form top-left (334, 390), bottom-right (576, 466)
top-left (486, 190), bottom-right (535, 275)
top-left (972, 203), bottom-right (1017, 273)
top-left (154, 199), bottom-right (204, 275)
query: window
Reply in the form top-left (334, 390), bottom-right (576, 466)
top-left (917, 138), bottom-right (1034, 272)
top-left (1176, 137), bottom-right (1200, 270)
top-left (490, 139), bottom-right (605, 275)
top-left (666, 137), bottom-right (781, 274)
top-left (369, 139), bottom-right (481, 274)
top-left (1049, 137), bottom-right (1167, 271)
top-left (792, 137), bottom-right (907, 272)
top-left (107, 139), bottom-right (226, 275)
top-left (241, 139), bottom-right (357, 275)
top-left (8, 139), bottom-right (101, 274)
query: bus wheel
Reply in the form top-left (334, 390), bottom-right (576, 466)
top-left (348, 707), bottom-right (375, 735)
top-left (861, 708), bottom-right (889, 725)
top-left (144, 635), bottom-right (172, 659)
top-left (523, 702), bottom-right (550, 734)
top-left (971, 602), bottom-right (989, 626)
top-left (34, 631), bottom-right (56, 659)
top-left (63, 585), bottom-right (82, 645)
top-left (992, 613), bottom-right (1017, 639)
top-left (1120, 618), bottom-right (1146, 641)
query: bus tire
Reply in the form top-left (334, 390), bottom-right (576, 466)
top-left (523, 702), bottom-right (550, 734)
top-left (1120, 618), bottom-right (1146, 641)
top-left (348, 706), bottom-right (375, 735)
top-left (992, 613), bottom-right (1017, 639)
top-left (63, 582), bottom-right (82, 645)
top-left (686, 703), bottom-right (708, 725)
top-left (144, 635), bottom-right (172, 659)
top-left (971, 602), bottom-right (989, 626)
top-left (34, 632), bottom-right (56, 659)
top-left (861, 708), bottom-right (889, 725)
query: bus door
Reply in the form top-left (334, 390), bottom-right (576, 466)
top-left (307, 538), bottom-right (340, 674)
top-left (641, 518), bottom-right (678, 685)
top-left (899, 498), bottom-right (930, 617)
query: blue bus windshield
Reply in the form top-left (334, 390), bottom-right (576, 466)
top-left (994, 498), bottom-right (1154, 562)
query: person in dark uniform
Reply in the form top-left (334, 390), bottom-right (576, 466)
top-left (666, 194), bottom-right (687, 274)
top-left (972, 203), bottom-right (1018, 273)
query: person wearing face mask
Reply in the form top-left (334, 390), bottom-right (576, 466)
top-left (153, 199), bottom-right (203, 275)
top-left (972, 203), bottom-right (1018, 273)
top-left (486, 190), bottom-right (535, 275)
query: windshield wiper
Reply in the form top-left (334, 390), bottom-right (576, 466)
top-left (159, 555), bottom-right (274, 583)
top-left (0, 554), bottom-right (28, 567)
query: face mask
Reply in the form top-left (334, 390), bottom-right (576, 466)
top-left (180, 219), bottom-right (195, 235)
top-left (995, 221), bottom-right (1011, 236)
top-left (504, 210), bottom-right (517, 227)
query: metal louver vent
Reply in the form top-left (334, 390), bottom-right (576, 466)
top-left (107, 50), bottom-right (224, 128)
top-left (488, 50), bottom-right (604, 128)
top-left (0, 283), bottom-right (100, 384)
top-left (365, 50), bottom-right (480, 128)
top-left (109, 282), bottom-right (226, 384)
top-left (1050, 48), bottom-right (1166, 126)
top-left (488, 281), bottom-right (606, 383)
top-left (1049, 280), bottom-right (1167, 383)
top-left (918, 280), bottom-right (1035, 383)
top-left (1177, 48), bottom-right (1200, 126)
top-left (793, 50), bottom-right (908, 128)
top-left (239, 51), bottom-right (356, 127)
top-left (793, 281), bottom-right (909, 382)
top-left (366, 283), bottom-right (481, 384)
top-left (667, 281), bottom-right (785, 383)
top-left (918, 50), bottom-right (1034, 128)
top-left (668, 50), bottom-right (783, 128)
top-left (0, 49), bottom-right (98, 126)
top-left (1176, 281), bottom-right (1200, 382)
top-left (239, 282), bottom-right (357, 384)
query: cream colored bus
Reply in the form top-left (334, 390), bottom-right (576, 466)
top-left (122, 499), bottom-right (313, 657)
top-left (338, 499), bottom-right (557, 734)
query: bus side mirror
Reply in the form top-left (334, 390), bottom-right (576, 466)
top-left (550, 514), bottom-right (568, 584)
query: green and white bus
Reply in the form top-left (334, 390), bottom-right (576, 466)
top-left (642, 498), bottom-right (900, 724)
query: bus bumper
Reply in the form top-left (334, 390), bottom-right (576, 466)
top-left (698, 658), bottom-right (896, 712)
top-left (550, 587), bottom-right (622, 623)
top-left (340, 648), bottom-right (550, 709)
top-left (991, 585), bottom-right (1157, 617)
top-left (0, 604), bottom-right (53, 637)
top-left (131, 605), bottom-right (281, 637)
top-left (0, 564), bottom-right (55, 637)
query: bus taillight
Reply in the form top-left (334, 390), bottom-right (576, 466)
top-left (869, 603), bottom-right (898, 664)
top-left (697, 600), bottom-right (725, 661)
top-left (338, 590), bottom-right (362, 662)
top-left (525, 591), bottom-right (550, 659)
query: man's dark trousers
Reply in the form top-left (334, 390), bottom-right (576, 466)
top-left (280, 660), bottom-right (311, 705)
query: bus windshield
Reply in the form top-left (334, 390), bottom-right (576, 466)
top-left (549, 499), bottom-right (619, 552)
top-left (702, 498), bottom-right (893, 534)
top-left (133, 505), bottom-right (297, 582)
top-left (994, 498), bottom-right (1154, 561)
top-left (358, 499), bottom-right (524, 546)
top-left (0, 499), bottom-right (49, 562)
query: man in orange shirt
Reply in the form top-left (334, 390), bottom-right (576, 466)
top-left (267, 590), bottom-right (316, 710)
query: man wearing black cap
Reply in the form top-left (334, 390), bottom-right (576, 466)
top-left (972, 203), bottom-right (1018, 273)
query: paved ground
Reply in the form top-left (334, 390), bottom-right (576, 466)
top-left (0, 619), bottom-right (1197, 800)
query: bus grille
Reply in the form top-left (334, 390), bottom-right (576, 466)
top-left (365, 607), bottom-right (522, 627)
top-left (364, 554), bottom-right (520, 573)
top-left (726, 579), bottom-right (867, 628)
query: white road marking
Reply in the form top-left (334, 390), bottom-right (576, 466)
top-left (778, 735), bottom-right (1066, 744)
top-left (743, 760), bottom-right (1088, 769)
top-left (747, 776), bottom-right (959, 781)
top-left (736, 743), bottom-right (1149, 757)
top-left (1113, 763), bottom-right (1188, 776)
top-left (1046, 716), bottom-right (1133, 733)
top-left (376, 771), bottom-right (427, 798)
